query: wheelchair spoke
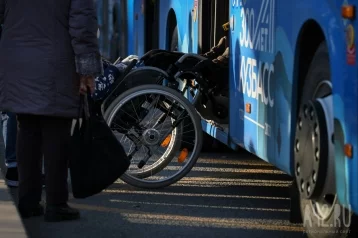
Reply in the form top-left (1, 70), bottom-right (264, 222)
top-left (105, 85), bottom-right (203, 189)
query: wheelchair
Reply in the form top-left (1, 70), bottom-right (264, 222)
top-left (101, 49), bottom-right (229, 189)
top-left (106, 49), bottom-right (229, 122)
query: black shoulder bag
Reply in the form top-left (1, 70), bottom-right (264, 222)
top-left (69, 93), bottom-right (130, 199)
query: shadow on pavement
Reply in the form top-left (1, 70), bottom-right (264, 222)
top-left (20, 150), bottom-right (306, 238)
top-left (0, 174), bottom-right (27, 238)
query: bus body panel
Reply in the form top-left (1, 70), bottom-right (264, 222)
top-left (126, 0), bottom-right (199, 55)
top-left (157, 0), bottom-right (198, 53)
top-left (95, 0), bottom-right (136, 59)
top-left (230, 0), bottom-right (278, 168)
top-left (127, 0), bottom-right (135, 55)
top-left (289, 0), bottom-right (358, 213)
top-left (229, 0), bottom-right (358, 213)
top-left (131, 0), bottom-right (145, 56)
top-left (332, 0), bottom-right (358, 213)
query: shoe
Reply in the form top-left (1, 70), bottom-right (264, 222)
top-left (18, 204), bottom-right (44, 219)
top-left (45, 203), bottom-right (80, 222)
top-left (5, 167), bottom-right (18, 188)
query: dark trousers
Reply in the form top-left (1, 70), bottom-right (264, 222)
top-left (1, 112), bottom-right (17, 168)
top-left (16, 114), bottom-right (72, 208)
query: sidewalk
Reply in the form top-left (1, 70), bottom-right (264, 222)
top-left (0, 171), bottom-right (27, 238)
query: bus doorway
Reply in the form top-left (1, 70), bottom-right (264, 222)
top-left (145, 0), bottom-right (160, 52)
top-left (198, 0), bottom-right (230, 54)
top-left (196, 0), bottom-right (231, 151)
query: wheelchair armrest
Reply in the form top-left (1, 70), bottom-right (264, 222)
top-left (175, 53), bottom-right (207, 65)
top-left (140, 49), bottom-right (168, 62)
top-left (122, 59), bottom-right (138, 78)
top-left (171, 54), bottom-right (209, 73)
top-left (192, 59), bottom-right (215, 72)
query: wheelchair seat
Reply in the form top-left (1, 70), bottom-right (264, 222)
top-left (140, 49), bottom-right (228, 85)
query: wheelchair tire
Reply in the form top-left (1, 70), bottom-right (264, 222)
top-left (105, 84), bottom-right (203, 189)
top-left (105, 93), bottom-right (183, 179)
top-left (103, 66), bottom-right (168, 112)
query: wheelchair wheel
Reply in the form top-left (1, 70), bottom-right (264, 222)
top-left (104, 84), bottom-right (203, 189)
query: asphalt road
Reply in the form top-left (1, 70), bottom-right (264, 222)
top-left (1, 138), bottom-right (308, 238)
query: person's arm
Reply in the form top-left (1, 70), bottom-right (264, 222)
top-left (69, 0), bottom-right (103, 77)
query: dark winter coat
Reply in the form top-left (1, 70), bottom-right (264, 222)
top-left (0, 0), bottom-right (103, 118)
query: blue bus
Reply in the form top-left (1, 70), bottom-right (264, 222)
top-left (96, 0), bottom-right (230, 150)
top-left (96, 0), bottom-right (200, 60)
top-left (97, 0), bottom-right (358, 235)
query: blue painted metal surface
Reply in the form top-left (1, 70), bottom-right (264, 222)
top-left (201, 120), bottom-right (239, 151)
top-left (96, 0), bottom-right (358, 214)
top-left (96, 0), bottom-right (198, 56)
top-left (157, 0), bottom-right (198, 53)
top-left (228, 0), bottom-right (358, 213)
top-left (95, 0), bottom-right (138, 59)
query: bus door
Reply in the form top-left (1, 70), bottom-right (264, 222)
top-left (95, 0), bottom-right (106, 57)
top-left (144, 0), bottom-right (160, 51)
top-left (229, 0), bottom-right (277, 164)
top-left (100, 0), bottom-right (110, 59)
top-left (109, 0), bottom-right (129, 59)
top-left (133, 0), bottom-right (146, 56)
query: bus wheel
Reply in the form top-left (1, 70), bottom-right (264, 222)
top-left (294, 42), bottom-right (357, 237)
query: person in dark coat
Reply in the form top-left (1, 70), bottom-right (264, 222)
top-left (0, 0), bottom-right (103, 221)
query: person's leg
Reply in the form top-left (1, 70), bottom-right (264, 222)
top-left (4, 112), bottom-right (19, 187)
top-left (213, 47), bottom-right (229, 65)
top-left (41, 116), bottom-right (80, 222)
top-left (202, 36), bottom-right (227, 59)
top-left (2, 112), bottom-right (46, 188)
top-left (4, 112), bottom-right (17, 168)
top-left (16, 114), bottom-right (44, 217)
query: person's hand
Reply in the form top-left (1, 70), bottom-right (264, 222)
top-left (79, 75), bottom-right (95, 95)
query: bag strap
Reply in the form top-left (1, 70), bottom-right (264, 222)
top-left (72, 95), bottom-right (85, 136)
top-left (77, 90), bottom-right (93, 120)
top-left (72, 88), bottom-right (93, 136)
top-left (83, 93), bottom-right (90, 120)
top-left (77, 95), bottom-right (84, 120)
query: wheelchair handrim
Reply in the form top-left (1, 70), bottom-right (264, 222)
top-left (107, 88), bottom-right (200, 184)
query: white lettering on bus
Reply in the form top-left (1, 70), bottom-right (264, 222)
top-left (238, 56), bottom-right (274, 107)
top-left (238, 0), bottom-right (275, 53)
top-left (232, 0), bottom-right (239, 8)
